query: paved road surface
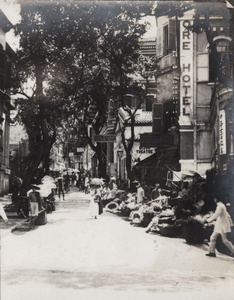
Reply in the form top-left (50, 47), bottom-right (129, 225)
top-left (1, 189), bottom-right (234, 300)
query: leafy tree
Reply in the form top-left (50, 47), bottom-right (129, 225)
top-left (12, 2), bottom-right (101, 191)
top-left (46, 1), bottom-right (153, 179)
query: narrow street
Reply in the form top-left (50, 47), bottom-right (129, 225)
top-left (1, 188), bottom-right (234, 300)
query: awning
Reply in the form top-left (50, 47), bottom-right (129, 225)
top-left (134, 147), bottom-right (179, 170)
top-left (134, 152), bottom-right (157, 169)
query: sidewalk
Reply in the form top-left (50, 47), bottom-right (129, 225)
top-left (0, 187), bottom-right (90, 237)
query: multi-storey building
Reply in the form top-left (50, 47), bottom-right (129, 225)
top-left (0, 10), bottom-right (14, 195)
top-left (154, 1), bottom-right (234, 187)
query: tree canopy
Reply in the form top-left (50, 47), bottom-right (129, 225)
top-left (12, 1), bottom-right (153, 187)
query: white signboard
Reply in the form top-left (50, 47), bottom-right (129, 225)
top-left (219, 110), bottom-right (227, 155)
top-left (180, 18), bottom-right (194, 124)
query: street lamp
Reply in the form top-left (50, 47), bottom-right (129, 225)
top-left (117, 147), bottom-right (123, 180)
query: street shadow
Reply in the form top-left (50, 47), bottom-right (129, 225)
top-left (4, 268), bottom-right (233, 294)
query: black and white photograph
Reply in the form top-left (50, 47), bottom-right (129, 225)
top-left (0, 0), bottom-right (234, 299)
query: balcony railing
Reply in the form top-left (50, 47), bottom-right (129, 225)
top-left (158, 52), bottom-right (177, 70)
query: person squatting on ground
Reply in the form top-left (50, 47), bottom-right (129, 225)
top-left (205, 194), bottom-right (234, 257)
top-left (151, 183), bottom-right (160, 200)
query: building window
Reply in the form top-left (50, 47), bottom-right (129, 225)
top-left (156, 19), bottom-right (176, 58)
top-left (124, 94), bottom-right (133, 108)
top-left (210, 38), bottom-right (232, 83)
top-left (198, 38), bottom-right (232, 83)
top-left (145, 95), bottom-right (155, 112)
top-left (153, 100), bottom-right (178, 133)
top-left (163, 25), bottom-right (169, 55)
top-left (197, 52), bottom-right (209, 82)
top-left (124, 94), bottom-right (141, 109)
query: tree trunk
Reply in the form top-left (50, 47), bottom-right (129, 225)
top-left (125, 149), bottom-right (133, 182)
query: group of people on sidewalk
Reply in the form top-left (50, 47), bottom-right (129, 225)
top-left (88, 176), bottom-right (117, 219)
top-left (1, 169), bottom-right (234, 260)
top-left (81, 175), bottom-right (234, 259)
top-left (134, 181), bottom-right (234, 259)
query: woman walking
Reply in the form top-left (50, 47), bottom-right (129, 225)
top-left (89, 185), bottom-right (103, 219)
top-left (205, 194), bottom-right (234, 257)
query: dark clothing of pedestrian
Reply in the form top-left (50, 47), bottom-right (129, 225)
top-left (64, 173), bottom-right (70, 192)
top-left (57, 178), bottom-right (64, 200)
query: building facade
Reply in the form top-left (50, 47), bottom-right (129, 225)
top-left (0, 10), bottom-right (14, 195)
top-left (154, 1), bottom-right (234, 182)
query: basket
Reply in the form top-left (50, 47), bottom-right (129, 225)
top-left (158, 224), bottom-right (182, 238)
top-left (182, 222), bottom-right (205, 244)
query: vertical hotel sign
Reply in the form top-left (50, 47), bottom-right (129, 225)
top-left (180, 17), bottom-right (193, 124)
top-left (219, 110), bottom-right (227, 155)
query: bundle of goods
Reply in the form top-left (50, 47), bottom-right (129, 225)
top-left (141, 206), bottom-right (155, 227)
top-left (129, 203), bottom-right (144, 223)
top-left (105, 201), bottom-right (119, 213)
top-left (119, 193), bottom-right (137, 217)
top-left (182, 214), bottom-right (206, 244)
top-left (157, 208), bottom-right (183, 238)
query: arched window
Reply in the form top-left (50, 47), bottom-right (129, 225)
top-left (214, 37), bottom-right (233, 81)
top-left (197, 37), bottom-right (232, 83)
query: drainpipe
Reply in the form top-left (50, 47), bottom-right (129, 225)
top-left (193, 32), bottom-right (197, 171)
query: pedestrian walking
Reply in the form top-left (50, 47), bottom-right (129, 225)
top-left (0, 203), bottom-right (8, 222)
top-left (205, 194), bottom-right (234, 257)
top-left (89, 187), bottom-right (101, 219)
top-left (71, 172), bottom-right (76, 187)
top-left (64, 172), bottom-right (70, 192)
top-left (84, 174), bottom-right (90, 194)
top-left (57, 176), bottom-right (65, 201)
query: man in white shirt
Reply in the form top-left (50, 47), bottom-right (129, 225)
top-left (136, 183), bottom-right (145, 204)
top-left (205, 195), bottom-right (234, 257)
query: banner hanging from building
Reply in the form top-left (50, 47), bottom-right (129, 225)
top-left (219, 110), bottom-right (227, 155)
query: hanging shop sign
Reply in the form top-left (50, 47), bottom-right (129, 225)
top-left (136, 148), bottom-right (156, 154)
top-left (180, 18), bottom-right (194, 122)
top-left (140, 133), bottom-right (160, 148)
top-left (219, 110), bottom-right (227, 155)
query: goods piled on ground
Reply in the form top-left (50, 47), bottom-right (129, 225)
top-left (102, 172), bottom-right (222, 246)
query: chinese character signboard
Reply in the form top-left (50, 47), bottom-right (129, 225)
top-left (219, 110), bottom-right (226, 155)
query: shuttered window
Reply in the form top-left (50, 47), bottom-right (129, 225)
top-left (156, 27), bottom-right (163, 58)
top-left (145, 95), bottom-right (154, 111)
top-left (197, 52), bottom-right (209, 82)
top-left (168, 19), bottom-right (176, 53)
